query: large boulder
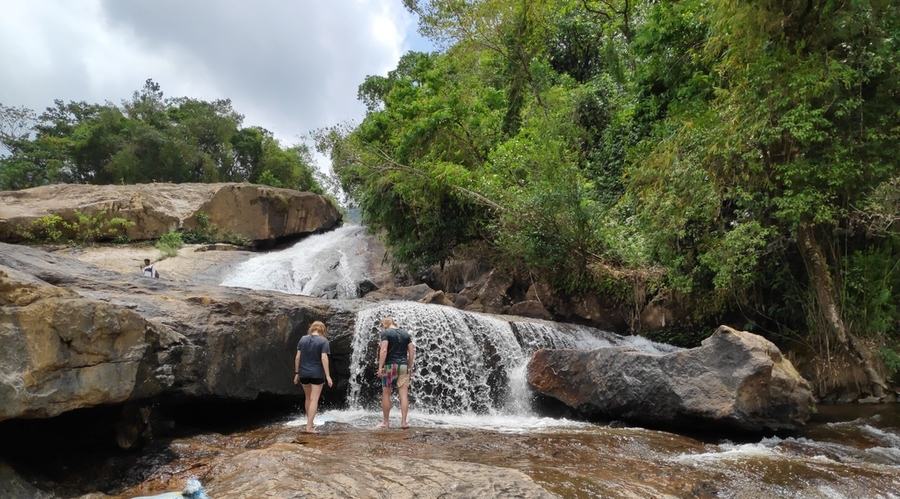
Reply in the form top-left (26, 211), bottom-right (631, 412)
top-left (527, 325), bottom-right (815, 432)
top-left (0, 242), bottom-right (360, 424)
top-left (0, 266), bottom-right (184, 420)
top-left (0, 183), bottom-right (340, 244)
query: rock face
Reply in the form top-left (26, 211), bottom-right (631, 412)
top-left (527, 325), bottom-right (815, 432)
top-left (0, 242), bottom-right (359, 423)
top-left (0, 239), bottom-right (813, 435)
top-left (0, 183), bottom-right (341, 244)
top-left (0, 267), bottom-right (183, 420)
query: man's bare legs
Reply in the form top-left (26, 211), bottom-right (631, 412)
top-left (398, 385), bottom-right (410, 429)
top-left (379, 386), bottom-right (393, 428)
top-left (302, 383), bottom-right (324, 433)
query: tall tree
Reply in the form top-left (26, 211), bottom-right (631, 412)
top-left (628, 0), bottom-right (900, 394)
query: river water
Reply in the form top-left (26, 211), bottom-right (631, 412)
top-left (220, 224), bottom-right (371, 299)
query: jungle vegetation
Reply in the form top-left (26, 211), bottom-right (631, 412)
top-left (0, 79), bottom-right (324, 193)
top-left (2, 0), bottom-right (898, 396)
top-left (313, 0), bottom-right (900, 395)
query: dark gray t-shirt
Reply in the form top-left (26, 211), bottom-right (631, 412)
top-left (380, 328), bottom-right (412, 365)
top-left (297, 334), bottom-right (330, 378)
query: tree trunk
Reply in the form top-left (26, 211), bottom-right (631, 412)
top-left (797, 218), bottom-right (887, 397)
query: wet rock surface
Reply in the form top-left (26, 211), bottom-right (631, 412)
top-left (3, 404), bottom-right (899, 499)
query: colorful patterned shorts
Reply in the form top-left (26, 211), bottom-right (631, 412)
top-left (382, 364), bottom-right (410, 389)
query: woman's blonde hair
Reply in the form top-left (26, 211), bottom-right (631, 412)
top-left (308, 321), bottom-right (327, 338)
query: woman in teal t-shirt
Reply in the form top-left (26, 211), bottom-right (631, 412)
top-left (293, 321), bottom-right (332, 434)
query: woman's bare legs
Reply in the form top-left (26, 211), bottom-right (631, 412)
top-left (302, 383), bottom-right (324, 433)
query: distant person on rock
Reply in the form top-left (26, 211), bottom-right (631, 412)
top-left (142, 258), bottom-right (159, 279)
top-left (294, 320), bottom-right (333, 434)
top-left (377, 316), bottom-right (415, 429)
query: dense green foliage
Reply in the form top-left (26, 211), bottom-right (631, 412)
top-left (320, 0), bottom-right (900, 383)
top-left (0, 79), bottom-right (324, 193)
top-left (155, 231), bottom-right (185, 258)
top-left (21, 210), bottom-right (134, 245)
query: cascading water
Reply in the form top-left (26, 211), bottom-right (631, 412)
top-left (345, 301), bottom-right (678, 417)
top-left (219, 226), bottom-right (680, 426)
top-left (220, 224), bottom-right (370, 298)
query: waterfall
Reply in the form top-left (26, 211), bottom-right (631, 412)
top-left (346, 301), bottom-right (678, 416)
top-left (220, 225), bottom-right (370, 298)
top-left (219, 227), bottom-right (680, 419)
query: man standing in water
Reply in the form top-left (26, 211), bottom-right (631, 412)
top-left (377, 317), bottom-right (415, 429)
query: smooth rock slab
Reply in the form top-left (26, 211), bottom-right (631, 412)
top-left (206, 442), bottom-right (558, 499)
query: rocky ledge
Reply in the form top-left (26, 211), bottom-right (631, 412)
top-left (0, 182), bottom-right (341, 245)
top-left (1, 239), bottom-right (815, 437)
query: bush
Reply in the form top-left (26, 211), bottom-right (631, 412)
top-left (67, 210), bottom-right (135, 246)
top-left (222, 231), bottom-right (252, 248)
top-left (182, 211), bottom-right (218, 244)
top-left (155, 231), bottom-right (184, 258)
top-left (878, 347), bottom-right (900, 374)
top-left (22, 215), bottom-right (66, 243)
top-left (22, 210), bottom-right (134, 245)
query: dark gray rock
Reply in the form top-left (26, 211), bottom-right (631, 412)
top-left (527, 325), bottom-right (815, 432)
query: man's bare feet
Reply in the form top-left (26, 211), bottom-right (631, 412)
top-left (303, 427), bottom-right (319, 434)
top-left (400, 424), bottom-right (410, 430)
top-left (376, 423), bottom-right (389, 429)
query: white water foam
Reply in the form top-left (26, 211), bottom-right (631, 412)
top-left (345, 301), bottom-right (676, 418)
top-left (671, 440), bottom-right (783, 464)
top-left (220, 224), bottom-right (370, 298)
top-left (347, 302), bottom-right (527, 415)
top-left (285, 408), bottom-right (594, 433)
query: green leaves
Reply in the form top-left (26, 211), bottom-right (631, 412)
top-left (332, 0), bottom-right (900, 350)
top-left (0, 81), bottom-right (323, 193)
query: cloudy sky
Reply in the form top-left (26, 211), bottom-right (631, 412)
top-left (1, 0), bottom-right (431, 164)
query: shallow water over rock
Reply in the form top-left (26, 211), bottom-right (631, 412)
top-left (13, 403), bottom-right (893, 499)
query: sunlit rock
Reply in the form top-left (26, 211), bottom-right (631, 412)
top-left (0, 242), bottom-right (355, 424)
top-left (0, 265), bottom-right (184, 422)
top-left (204, 442), bottom-right (557, 499)
top-left (0, 182), bottom-right (340, 245)
top-left (419, 289), bottom-right (454, 306)
top-left (527, 325), bottom-right (815, 432)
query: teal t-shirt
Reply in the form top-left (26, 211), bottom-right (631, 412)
top-left (380, 328), bottom-right (412, 365)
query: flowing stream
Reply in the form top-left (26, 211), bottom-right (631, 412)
top-left (220, 224), bottom-right (371, 298)
top-left (345, 301), bottom-right (678, 416)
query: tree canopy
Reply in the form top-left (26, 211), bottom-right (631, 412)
top-left (0, 79), bottom-right (324, 194)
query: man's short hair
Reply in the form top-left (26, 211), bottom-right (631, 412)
top-left (381, 317), bottom-right (395, 329)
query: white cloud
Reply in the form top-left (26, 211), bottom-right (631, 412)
top-left (0, 0), bottom-right (425, 154)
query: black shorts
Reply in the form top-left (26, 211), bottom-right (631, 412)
top-left (299, 377), bottom-right (326, 386)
